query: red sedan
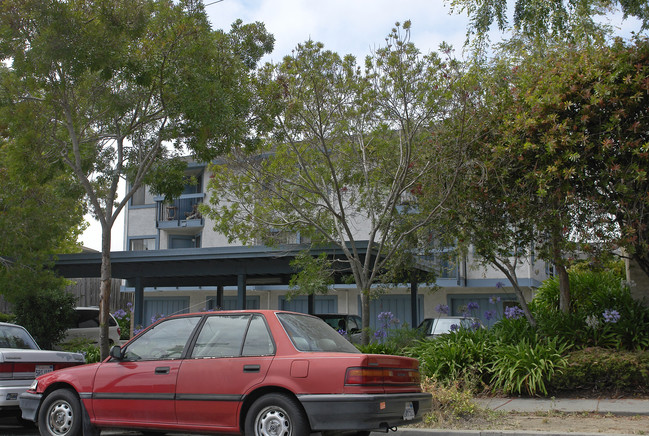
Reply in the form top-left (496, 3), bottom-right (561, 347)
top-left (19, 310), bottom-right (431, 436)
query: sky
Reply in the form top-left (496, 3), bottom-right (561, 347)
top-left (79, 0), bottom-right (644, 251)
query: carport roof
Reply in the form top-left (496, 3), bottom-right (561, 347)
top-left (54, 243), bottom-right (375, 288)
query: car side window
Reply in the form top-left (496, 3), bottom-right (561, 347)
top-left (347, 316), bottom-right (360, 332)
top-left (191, 315), bottom-right (250, 358)
top-left (122, 316), bottom-right (200, 361)
top-left (242, 315), bottom-right (275, 356)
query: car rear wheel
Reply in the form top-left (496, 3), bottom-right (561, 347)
top-left (38, 389), bottom-right (81, 436)
top-left (245, 393), bottom-right (310, 436)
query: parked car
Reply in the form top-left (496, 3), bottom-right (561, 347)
top-left (417, 316), bottom-right (483, 339)
top-left (20, 310), bottom-right (431, 436)
top-left (314, 313), bottom-right (363, 343)
top-left (62, 307), bottom-right (121, 346)
top-left (0, 322), bottom-right (85, 421)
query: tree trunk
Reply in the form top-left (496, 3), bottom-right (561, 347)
top-left (557, 263), bottom-right (570, 313)
top-left (99, 227), bottom-right (112, 360)
top-left (361, 289), bottom-right (371, 345)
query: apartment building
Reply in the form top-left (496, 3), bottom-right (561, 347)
top-left (124, 161), bottom-right (551, 329)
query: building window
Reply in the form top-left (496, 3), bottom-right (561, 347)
top-left (169, 234), bottom-right (201, 249)
top-left (130, 238), bottom-right (155, 251)
top-left (131, 186), bottom-right (147, 206)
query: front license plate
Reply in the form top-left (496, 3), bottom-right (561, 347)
top-left (35, 365), bottom-right (54, 377)
top-left (403, 402), bottom-right (415, 420)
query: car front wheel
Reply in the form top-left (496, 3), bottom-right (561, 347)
top-left (38, 389), bottom-right (81, 436)
top-left (245, 393), bottom-right (310, 436)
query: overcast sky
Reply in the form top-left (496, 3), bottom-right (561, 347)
top-left (79, 0), bottom-right (643, 251)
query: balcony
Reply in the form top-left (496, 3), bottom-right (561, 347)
top-left (155, 194), bottom-right (205, 230)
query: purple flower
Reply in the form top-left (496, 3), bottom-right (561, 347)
top-left (504, 306), bottom-right (525, 320)
top-left (603, 309), bottom-right (620, 324)
top-left (435, 304), bottom-right (449, 315)
top-left (467, 302), bottom-right (479, 311)
top-left (450, 324), bottom-right (459, 331)
top-left (489, 295), bottom-right (501, 304)
top-left (378, 311), bottom-right (395, 322)
top-left (495, 281), bottom-right (505, 289)
top-left (471, 321), bottom-right (482, 330)
top-left (374, 330), bottom-right (387, 339)
top-left (485, 310), bottom-right (496, 321)
top-left (338, 329), bottom-right (347, 336)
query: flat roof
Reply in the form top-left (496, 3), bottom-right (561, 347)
top-left (54, 243), bottom-right (376, 288)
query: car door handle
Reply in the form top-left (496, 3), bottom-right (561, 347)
top-left (155, 366), bottom-right (170, 374)
top-left (243, 364), bottom-right (260, 373)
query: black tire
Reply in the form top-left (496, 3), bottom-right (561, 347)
top-left (244, 393), bottom-right (310, 436)
top-left (38, 389), bottom-right (82, 436)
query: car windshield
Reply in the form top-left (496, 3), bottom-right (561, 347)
top-left (277, 313), bottom-right (360, 353)
top-left (0, 325), bottom-right (40, 349)
top-left (430, 318), bottom-right (478, 335)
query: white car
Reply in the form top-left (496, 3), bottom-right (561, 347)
top-left (417, 316), bottom-right (484, 339)
top-left (0, 322), bottom-right (85, 419)
top-left (63, 307), bottom-right (122, 346)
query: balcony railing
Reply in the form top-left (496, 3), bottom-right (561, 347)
top-left (155, 194), bottom-right (205, 229)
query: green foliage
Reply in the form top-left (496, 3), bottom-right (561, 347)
top-left (206, 22), bottom-right (479, 343)
top-left (0, 0), bottom-right (274, 359)
top-left (288, 252), bottom-right (334, 297)
top-left (447, 0), bottom-right (647, 51)
top-left (13, 289), bottom-right (76, 350)
top-left (59, 339), bottom-right (102, 364)
top-left (549, 348), bottom-right (649, 396)
top-left (356, 342), bottom-right (402, 356)
top-left (0, 312), bottom-right (15, 323)
top-left (532, 270), bottom-right (649, 350)
top-left (490, 336), bottom-right (569, 396)
top-left (407, 328), bottom-right (495, 389)
top-left (112, 305), bottom-right (132, 340)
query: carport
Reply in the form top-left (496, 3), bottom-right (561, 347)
top-left (53, 243), bottom-right (424, 327)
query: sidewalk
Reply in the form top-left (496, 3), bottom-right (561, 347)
top-left (475, 396), bottom-right (649, 416)
top-left (368, 397), bottom-right (649, 436)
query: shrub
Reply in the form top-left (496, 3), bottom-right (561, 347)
top-left (489, 336), bottom-right (569, 396)
top-left (549, 347), bottom-right (649, 397)
top-left (13, 288), bottom-right (76, 349)
top-left (0, 312), bottom-right (15, 323)
top-left (406, 328), bottom-right (495, 389)
top-left (532, 270), bottom-right (649, 351)
top-left (420, 378), bottom-right (485, 426)
top-left (58, 338), bottom-right (102, 363)
top-left (113, 303), bottom-right (133, 340)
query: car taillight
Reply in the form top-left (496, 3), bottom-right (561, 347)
top-left (117, 326), bottom-right (122, 337)
top-left (0, 363), bottom-right (14, 380)
top-left (345, 367), bottom-right (421, 386)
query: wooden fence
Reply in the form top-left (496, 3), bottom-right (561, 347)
top-left (0, 277), bottom-right (132, 314)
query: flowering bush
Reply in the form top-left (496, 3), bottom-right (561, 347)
top-left (112, 302), bottom-right (133, 340)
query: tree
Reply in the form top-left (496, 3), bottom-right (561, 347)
top-left (446, 0), bottom-right (648, 50)
top-left (206, 22), bottom-right (479, 344)
top-left (501, 37), bottom-right (649, 292)
top-left (0, 0), bottom-right (273, 358)
top-left (461, 35), bottom-right (649, 314)
top-left (0, 76), bottom-right (85, 302)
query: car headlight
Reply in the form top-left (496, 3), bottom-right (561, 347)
top-left (28, 380), bottom-right (38, 391)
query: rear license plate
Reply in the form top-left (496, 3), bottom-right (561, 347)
top-left (403, 402), bottom-right (415, 420)
top-left (35, 365), bottom-right (54, 377)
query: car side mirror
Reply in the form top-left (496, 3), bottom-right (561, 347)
top-left (109, 345), bottom-right (124, 360)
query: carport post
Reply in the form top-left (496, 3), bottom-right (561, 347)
top-left (134, 276), bottom-right (144, 329)
top-left (216, 284), bottom-right (223, 309)
top-left (237, 273), bottom-right (246, 309)
top-left (410, 275), bottom-right (418, 328)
